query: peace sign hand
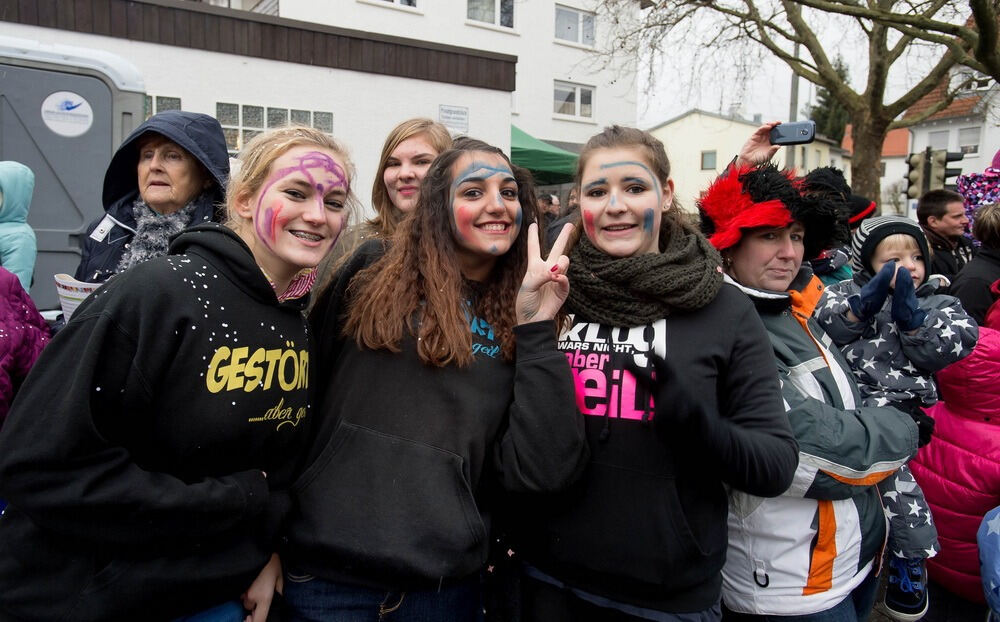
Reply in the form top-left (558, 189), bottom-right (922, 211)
top-left (516, 222), bottom-right (573, 325)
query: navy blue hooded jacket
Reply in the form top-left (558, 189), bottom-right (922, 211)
top-left (73, 111), bottom-right (229, 283)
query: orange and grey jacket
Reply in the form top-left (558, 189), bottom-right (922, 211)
top-left (721, 268), bottom-right (918, 616)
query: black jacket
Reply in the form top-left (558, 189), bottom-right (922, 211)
top-left (74, 110), bottom-right (229, 283)
top-left (284, 242), bottom-right (588, 590)
top-left (0, 224), bottom-right (312, 621)
top-left (506, 284), bottom-right (798, 613)
top-left (949, 247), bottom-right (1000, 325)
top-left (923, 226), bottom-right (977, 282)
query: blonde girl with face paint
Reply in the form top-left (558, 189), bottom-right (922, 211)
top-left (0, 126), bottom-right (358, 622)
top-left (281, 138), bottom-right (587, 621)
top-left (502, 126), bottom-right (798, 622)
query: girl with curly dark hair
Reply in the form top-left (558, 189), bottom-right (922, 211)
top-left (281, 139), bottom-right (588, 620)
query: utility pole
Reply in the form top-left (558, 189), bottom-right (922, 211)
top-left (787, 42), bottom-right (799, 169)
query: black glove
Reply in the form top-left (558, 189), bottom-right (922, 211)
top-left (890, 266), bottom-right (928, 331)
top-left (848, 260), bottom-right (895, 322)
top-left (899, 402), bottom-right (935, 448)
top-left (626, 354), bottom-right (708, 444)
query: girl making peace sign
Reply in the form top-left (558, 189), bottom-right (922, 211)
top-left (282, 138), bottom-right (587, 620)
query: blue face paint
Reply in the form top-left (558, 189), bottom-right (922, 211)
top-left (450, 161), bottom-right (515, 196)
top-left (515, 206), bottom-right (523, 227)
top-left (490, 244), bottom-right (499, 254)
top-left (584, 178), bottom-right (607, 191)
top-left (450, 159), bottom-right (516, 242)
top-left (599, 160), bottom-right (662, 197)
top-left (643, 208), bottom-right (655, 233)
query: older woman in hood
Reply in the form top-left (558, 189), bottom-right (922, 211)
top-left (74, 110), bottom-right (229, 283)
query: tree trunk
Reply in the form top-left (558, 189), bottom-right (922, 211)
top-left (848, 114), bottom-right (892, 211)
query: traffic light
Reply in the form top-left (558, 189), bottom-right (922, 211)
top-left (906, 150), bottom-right (929, 199)
top-left (929, 150), bottom-right (964, 191)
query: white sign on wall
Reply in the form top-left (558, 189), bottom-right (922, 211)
top-left (40, 91), bottom-right (94, 137)
top-left (439, 104), bottom-right (469, 134)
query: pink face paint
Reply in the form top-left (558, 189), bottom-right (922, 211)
top-left (453, 204), bottom-right (477, 243)
top-left (253, 150), bottom-right (350, 250)
top-left (582, 210), bottom-right (596, 240)
top-left (261, 201), bottom-right (284, 244)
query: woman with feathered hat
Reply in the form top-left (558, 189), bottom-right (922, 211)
top-left (698, 135), bottom-right (918, 621)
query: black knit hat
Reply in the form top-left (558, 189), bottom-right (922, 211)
top-left (847, 194), bottom-right (877, 226)
top-left (850, 215), bottom-right (932, 277)
top-left (794, 166), bottom-right (852, 260)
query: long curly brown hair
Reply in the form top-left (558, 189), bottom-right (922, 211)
top-left (342, 139), bottom-right (538, 367)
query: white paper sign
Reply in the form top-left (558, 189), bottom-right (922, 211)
top-left (439, 105), bottom-right (469, 134)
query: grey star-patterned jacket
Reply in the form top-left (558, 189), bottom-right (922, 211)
top-left (816, 275), bottom-right (979, 407)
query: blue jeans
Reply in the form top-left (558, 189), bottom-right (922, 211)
top-left (172, 599), bottom-right (247, 622)
top-left (283, 571), bottom-right (482, 622)
top-left (722, 567), bottom-right (878, 622)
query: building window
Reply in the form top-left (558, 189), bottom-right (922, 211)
top-left (216, 103), bottom-right (333, 155)
top-left (143, 95), bottom-right (182, 120)
top-left (700, 151), bottom-right (716, 170)
top-left (928, 130), bottom-right (949, 150)
top-left (553, 81), bottom-right (594, 118)
top-left (959, 127), bottom-right (980, 154)
top-left (468, 0), bottom-right (513, 28)
top-left (555, 5), bottom-right (595, 46)
top-left (879, 161), bottom-right (887, 177)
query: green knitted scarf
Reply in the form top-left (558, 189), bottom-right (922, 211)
top-left (566, 217), bottom-right (724, 326)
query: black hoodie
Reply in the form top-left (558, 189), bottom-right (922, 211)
top-left (0, 223), bottom-right (311, 621)
top-left (283, 241), bottom-right (589, 591)
top-left (74, 111), bottom-right (230, 283)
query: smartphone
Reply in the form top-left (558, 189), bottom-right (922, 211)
top-left (769, 120), bottom-right (816, 145)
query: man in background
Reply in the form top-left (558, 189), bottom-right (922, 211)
top-left (917, 189), bottom-right (976, 280)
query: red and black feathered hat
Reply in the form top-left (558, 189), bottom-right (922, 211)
top-left (698, 163), bottom-right (797, 251)
top-left (699, 163), bottom-right (849, 261)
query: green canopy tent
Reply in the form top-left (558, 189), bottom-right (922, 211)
top-left (510, 125), bottom-right (578, 185)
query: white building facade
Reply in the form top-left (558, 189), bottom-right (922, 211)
top-left (3, 0), bottom-right (636, 218)
top-left (907, 91), bottom-right (1000, 181)
top-left (272, 0), bottom-right (637, 150)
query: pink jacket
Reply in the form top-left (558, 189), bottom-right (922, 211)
top-left (911, 326), bottom-right (1000, 603)
top-left (0, 267), bottom-right (50, 425)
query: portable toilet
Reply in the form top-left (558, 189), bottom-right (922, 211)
top-left (0, 36), bottom-right (145, 309)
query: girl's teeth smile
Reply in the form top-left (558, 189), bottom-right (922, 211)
top-left (478, 223), bottom-right (508, 232)
top-left (291, 230), bottom-right (323, 241)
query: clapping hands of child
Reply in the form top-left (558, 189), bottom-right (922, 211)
top-left (849, 260), bottom-right (895, 322)
top-left (890, 266), bottom-right (927, 331)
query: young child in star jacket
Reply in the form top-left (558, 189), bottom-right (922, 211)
top-left (816, 215), bottom-right (979, 619)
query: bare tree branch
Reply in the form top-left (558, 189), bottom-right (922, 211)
top-left (593, 0), bottom-right (980, 209)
